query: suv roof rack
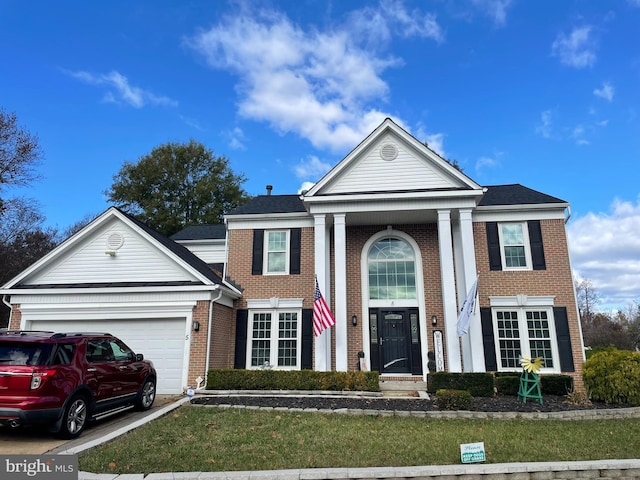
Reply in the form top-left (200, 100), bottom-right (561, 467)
top-left (50, 332), bottom-right (113, 338)
top-left (0, 330), bottom-right (56, 336)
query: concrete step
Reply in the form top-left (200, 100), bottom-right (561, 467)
top-left (379, 380), bottom-right (429, 398)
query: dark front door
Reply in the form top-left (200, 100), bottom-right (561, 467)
top-left (379, 310), bottom-right (411, 374)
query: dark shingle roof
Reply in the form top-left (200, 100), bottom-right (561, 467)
top-left (171, 224), bottom-right (226, 241)
top-left (479, 184), bottom-right (566, 207)
top-left (227, 195), bottom-right (306, 215)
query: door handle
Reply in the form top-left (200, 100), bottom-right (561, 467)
top-left (87, 368), bottom-right (97, 372)
top-left (119, 366), bottom-right (129, 370)
top-left (379, 337), bottom-right (383, 346)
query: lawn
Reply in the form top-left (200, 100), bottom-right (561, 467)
top-left (79, 405), bottom-right (640, 475)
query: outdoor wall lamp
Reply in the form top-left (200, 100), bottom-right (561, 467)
top-left (193, 321), bottom-right (200, 332)
top-left (352, 315), bottom-right (358, 326)
top-left (431, 315), bottom-right (438, 326)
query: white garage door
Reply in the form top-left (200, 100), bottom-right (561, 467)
top-left (29, 318), bottom-right (187, 394)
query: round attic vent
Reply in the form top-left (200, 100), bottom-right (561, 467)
top-left (106, 232), bottom-right (125, 250)
top-left (380, 143), bottom-right (398, 161)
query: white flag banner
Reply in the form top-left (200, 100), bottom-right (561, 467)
top-left (457, 277), bottom-right (478, 337)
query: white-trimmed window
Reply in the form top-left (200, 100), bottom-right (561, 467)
top-left (368, 237), bottom-right (417, 300)
top-left (247, 309), bottom-right (301, 369)
top-left (264, 230), bottom-right (289, 274)
top-left (498, 223), bottom-right (532, 270)
top-left (493, 306), bottom-right (559, 373)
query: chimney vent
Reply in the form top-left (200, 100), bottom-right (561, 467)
top-left (266, 185), bottom-right (273, 195)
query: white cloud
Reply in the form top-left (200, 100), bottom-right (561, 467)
top-left (568, 197), bottom-right (640, 309)
top-left (424, 133), bottom-right (446, 157)
top-left (470, 0), bottom-right (513, 26)
top-left (66, 70), bottom-right (177, 108)
top-left (224, 127), bottom-right (247, 150)
top-left (572, 125), bottom-right (590, 145)
top-left (593, 82), bottom-right (615, 102)
top-left (298, 181), bottom-right (316, 194)
top-left (294, 155), bottom-right (333, 180)
top-left (535, 110), bottom-right (554, 138)
top-left (185, 3), bottom-right (442, 152)
top-left (475, 155), bottom-right (499, 173)
top-left (551, 26), bottom-right (597, 68)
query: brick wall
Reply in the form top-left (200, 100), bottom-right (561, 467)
top-left (474, 218), bottom-right (584, 389)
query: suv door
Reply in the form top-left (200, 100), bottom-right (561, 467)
top-left (107, 338), bottom-right (142, 399)
top-left (84, 339), bottom-right (121, 409)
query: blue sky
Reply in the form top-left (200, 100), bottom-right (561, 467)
top-left (1, 0), bottom-right (639, 310)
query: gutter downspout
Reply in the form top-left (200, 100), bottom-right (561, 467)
top-left (2, 295), bottom-right (12, 329)
top-left (200, 285), bottom-right (222, 390)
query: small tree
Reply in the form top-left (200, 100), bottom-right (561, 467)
top-left (575, 278), bottom-right (600, 325)
top-left (106, 140), bottom-right (250, 237)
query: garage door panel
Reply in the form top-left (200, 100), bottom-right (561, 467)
top-left (29, 319), bottom-right (186, 394)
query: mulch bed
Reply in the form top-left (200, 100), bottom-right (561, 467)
top-left (191, 394), bottom-right (629, 413)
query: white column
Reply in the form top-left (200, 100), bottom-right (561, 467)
top-left (334, 213), bottom-right (348, 371)
top-left (438, 209), bottom-right (462, 372)
top-left (314, 214), bottom-right (329, 371)
top-left (459, 209), bottom-right (485, 372)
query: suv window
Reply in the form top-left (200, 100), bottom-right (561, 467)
top-left (86, 339), bottom-right (115, 362)
top-left (50, 343), bottom-right (76, 365)
top-left (0, 342), bottom-right (51, 366)
top-left (109, 339), bottom-right (134, 362)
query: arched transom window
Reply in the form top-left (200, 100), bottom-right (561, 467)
top-left (368, 238), bottom-right (417, 300)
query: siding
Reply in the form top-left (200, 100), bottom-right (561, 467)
top-left (27, 218), bottom-right (199, 285)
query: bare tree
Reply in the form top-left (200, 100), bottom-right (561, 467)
top-left (575, 278), bottom-right (600, 325)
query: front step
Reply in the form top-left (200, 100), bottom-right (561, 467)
top-left (379, 379), bottom-right (429, 398)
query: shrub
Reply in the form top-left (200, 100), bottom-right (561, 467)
top-left (434, 389), bottom-right (473, 410)
top-left (206, 369), bottom-right (380, 392)
top-left (540, 375), bottom-right (573, 395)
top-left (495, 375), bottom-right (520, 395)
top-left (427, 372), bottom-right (494, 397)
top-left (583, 349), bottom-right (640, 405)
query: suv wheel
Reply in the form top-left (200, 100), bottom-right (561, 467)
top-left (136, 377), bottom-right (156, 411)
top-left (57, 394), bottom-right (88, 439)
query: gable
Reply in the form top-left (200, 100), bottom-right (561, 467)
top-left (18, 215), bottom-right (203, 287)
top-left (307, 118), bottom-right (481, 198)
top-left (321, 131), bottom-right (465, 195)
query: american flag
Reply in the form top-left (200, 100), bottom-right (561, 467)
top-left (313, 278), bottom-right (335, 336)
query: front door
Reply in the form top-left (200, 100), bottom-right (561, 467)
top-left (379, 310), bottom-right (411, 374)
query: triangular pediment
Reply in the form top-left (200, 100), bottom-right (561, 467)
top-left (5, 209), bottom-right (212, 288)
top-left (307, 118), bottom-right (481, 197)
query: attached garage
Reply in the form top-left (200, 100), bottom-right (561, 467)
top-left (1, 208), bottom-right (241, 395)
top-left (27, 318), bottom-right (188, 394)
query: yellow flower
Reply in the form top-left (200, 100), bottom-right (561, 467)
top-left (521, 356), bottom-right (543, 373)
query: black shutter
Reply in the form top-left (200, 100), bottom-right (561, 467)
top-left (301, 309), bottom-right (313, 370)
top-left (486, 222), bottom-right (502, 271)
top-left (251, 230), bottom-right (264, 275)
top-left (481, 307), bottom-right (498, 371)
top-left (553, 306), bottom-right (575, 372)
top-left (290, 228), bottom-right (301, 275)
top-left (234, 310), bottom-right (248, 369)
top-left (528, 220), bottom-right (546, 270)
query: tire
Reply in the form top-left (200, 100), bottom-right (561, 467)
top-left (136, 377), bottom-right (156, 411)
top-left (57, 394), bottom-right (88, 439)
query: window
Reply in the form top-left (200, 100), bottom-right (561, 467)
top-left (265, 230), bottom-right (289, 274)
top-left (494, 307), bottom-right (558, 372)
top-left (368, 238), bottom-right (417, 300)
top-left (248, 310), bottom-right (301, 369)
top-left (498, 223), bottom-right (532, 270)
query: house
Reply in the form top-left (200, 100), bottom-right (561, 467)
top-left (0, 118), bottom-right (585, 393)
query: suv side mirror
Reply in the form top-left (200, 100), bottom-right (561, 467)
top-left (135, 353), bottom-right (144, 361)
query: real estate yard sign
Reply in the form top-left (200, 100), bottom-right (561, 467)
top-left (460, 442), bottom-right (486, 463)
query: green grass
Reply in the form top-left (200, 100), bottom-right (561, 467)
top-left (79, 406), bottom-right (640, 475)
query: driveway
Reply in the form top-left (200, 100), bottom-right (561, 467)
top-left (0, 395), bottom-right (184, 455)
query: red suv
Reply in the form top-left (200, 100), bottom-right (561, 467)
top-left (0, 330), bottom-right (157, 438)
